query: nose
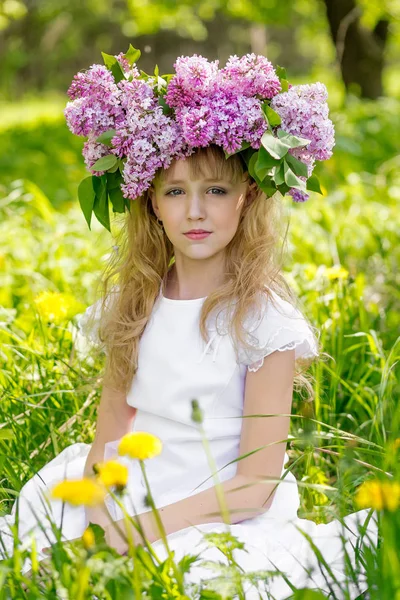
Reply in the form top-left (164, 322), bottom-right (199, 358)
top-left (186, 192), bottom-right (206, 221)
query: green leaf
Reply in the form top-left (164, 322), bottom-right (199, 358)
top-left (259, 181), bottom-right (277, 197)
top-left (92, 154), bottom-right (118, 172)
top-left (95, 129), bottom-right (117, 147)
top-left (277, 129), bottom-right (311, 148)
top-left (247, 151), bottom-right (259, 181)
top-left (93, 175), bottom-right (111, 232)
top-left (275, 66), bottom-right (289, 92)
top-left (254, 147), bottom-right (281, 180)
top-left (276, 65), bottom-right (287, 80)
top-left (107, 161), bottom-right (119, 173)
top-left (276, 182), bottom-right (291, 196)
top-left (108, 186), bottom-right (125, 214)
top-left (86, 523), bottom-right (106, 545)
top-left (107, 171), bottom-right (124, 190)
top-left (101, 52), bottom-right (117, 70)
top-left (154, 63), bottom-right (159, 77)
top-left (273, 162), bottom-right (285, 186)
top-left (280, 79), bottom-right (289, 92)
top-left (283, 162), bottom-right (307, 192)
top-left (158, 95), bottom-right (173, 116)
top-left (261, 131), bottom-right (291, 159)
top-left (0, 429), bottom-right (14, 440)
top-left (247, 151), bottom-right (277, 196)
top-left (261, 102), bottom-right (281, 127)
top-left (285, 153), bottom-right (308, 178)
top-left (161, 73), bottom-right (175, 84)
top-left (101, 52), bottom-right (125, 83)
top-left (125, 44), bottom-right (141, 66)
top-left (306, 174), bottom-right (323, 194)
top-left (224, 141), bottom-right (251, 159)
top-left (78, 176), bottom-right (96, 229)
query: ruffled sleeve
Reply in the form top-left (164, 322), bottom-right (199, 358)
top-left (76, 287), bottom-right (119, 350)
top-left (238, 289), bottom-right (320, 372)
top-left (77, 298), bottom-right (103, 347)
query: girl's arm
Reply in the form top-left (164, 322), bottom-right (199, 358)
top-left (84, 383), bottom-right (137, 528)
top-left (107, 349), bottom-right (295, 550)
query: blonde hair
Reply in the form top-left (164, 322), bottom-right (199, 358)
top-left (86, 144), bottom-right (321, 400)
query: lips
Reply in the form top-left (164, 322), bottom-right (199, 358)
top-left (184, 231), bottom-right (212, 240)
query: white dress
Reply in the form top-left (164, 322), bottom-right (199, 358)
top-left (0, 286), bottom-right (377, 598)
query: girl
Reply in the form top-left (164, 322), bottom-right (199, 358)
top-left (0, 52), bottom-right (377, 598)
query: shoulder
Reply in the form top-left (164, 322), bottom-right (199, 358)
top-left (237, 287), bottom-right (320, 372)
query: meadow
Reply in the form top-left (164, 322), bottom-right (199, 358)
top-left (0, 81), bottom-right (399, 598)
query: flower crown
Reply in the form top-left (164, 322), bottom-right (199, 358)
top-left (65, 45), bottom-right (335, 232)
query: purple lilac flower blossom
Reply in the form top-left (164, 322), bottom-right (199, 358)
top-left (64, 64), bottom-right (124, 138)
top-left (270, 82), bottom-right (335, 162)
top-left (270, 82), bottom-right (334, 201)
top-left (82, 137), bottom-right (111, 175)
top-left (176, 104), bottom-right (216, 147)
top-left (219, 53), bottom-right (282, 99)
top-left (165, 54), bottom-right (219, 109)
top-left (210, 91), bottom-right (267, 154)
top-left (67, 53), bottom-right (335, 205)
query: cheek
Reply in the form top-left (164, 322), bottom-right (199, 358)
top-left (214, 203), bottom-right (242, 232)
top-left (159, 204), bottom-right (181, 230)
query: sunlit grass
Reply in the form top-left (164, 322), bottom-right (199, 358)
top-left (0, 88), bottom-right (399, 597)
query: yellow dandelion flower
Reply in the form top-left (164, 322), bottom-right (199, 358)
top-left (381, 481), bottom-right (400, 512)
top-left (355, 479), bottom-right (400, 512)
top-left (355, 480), bottom-right (384, 511)
top-left (51, 478), bottom-right (106, 507)
top-left (95, 460), bottom-right (129, 489)
top-left (118, 431), bottom-right (162, 461)
top-left (34, 290), bottom-right (76, 324)
top-left (82, 526), bottom-right (96, 549)
top-left (304, 264), bottom-right (317, 281)
top-left (324, 265), bottom-right (349, 281)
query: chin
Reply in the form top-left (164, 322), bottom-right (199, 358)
top-left (183, 247), bottom-right (219, 260)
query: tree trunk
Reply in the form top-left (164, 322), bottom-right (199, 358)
top-left (323, 0), bottom-right (389, 99)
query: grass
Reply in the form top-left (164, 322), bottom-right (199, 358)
top-left (0, 90), bottom-right (399, 597)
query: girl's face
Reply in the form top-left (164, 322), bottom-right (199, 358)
top-left (150, 158), bottom-right (250, 262)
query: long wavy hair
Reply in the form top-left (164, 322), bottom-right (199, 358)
top-left (86, 144), bottom-right (322, 400)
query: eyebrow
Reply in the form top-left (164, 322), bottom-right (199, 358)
top-left (163, 178), bottom-right (228, 185)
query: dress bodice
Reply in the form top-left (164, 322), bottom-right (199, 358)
top-left (78, 286), bottom-right (319, 512)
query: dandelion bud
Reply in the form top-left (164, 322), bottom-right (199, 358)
top-left (191, 399), bottom-right (203, 424)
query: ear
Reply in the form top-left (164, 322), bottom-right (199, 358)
top-left (149, 186), bottom-right (160, 219)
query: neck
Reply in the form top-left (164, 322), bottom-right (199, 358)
top-left (164, 250), bottom-right (227, 300)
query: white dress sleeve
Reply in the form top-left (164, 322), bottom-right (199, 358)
top-left (77, 298), bottom-right (103, 347)
top-left (76, 286), bottom-right (119, 350)
top-left (238, 290), bottom-right (320, 372)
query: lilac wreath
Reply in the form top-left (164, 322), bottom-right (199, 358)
top-left (65, 45), bottom-right (335, 231)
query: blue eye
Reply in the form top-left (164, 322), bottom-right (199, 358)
top-left (165, 188), bottom-right (226, 196)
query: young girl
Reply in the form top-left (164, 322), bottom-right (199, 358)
top-left (0, 51), bottom-right (377, 597)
